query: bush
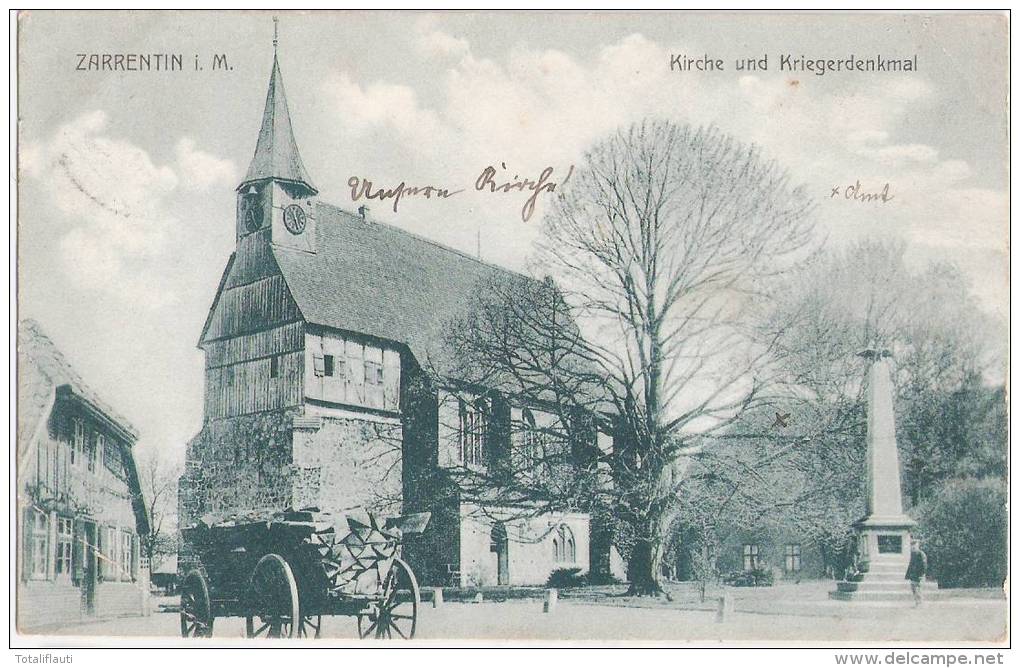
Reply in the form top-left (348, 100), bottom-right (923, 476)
top-left (585, 570), bottom-right (623, 586)
top-left (916, 478), bottom-right (1006, 588)
top-left (546, 567), bottom-right (587, 588)
top-left (721, 568), bottom-right (774, 587)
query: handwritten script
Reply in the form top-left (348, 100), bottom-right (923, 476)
top-left (348, 163), bottom-right (574, 222)
top-left (829, 180), bottom-right (895, 204)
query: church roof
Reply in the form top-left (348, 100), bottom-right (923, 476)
top-left (272, 203), bottom-right (522, 374)
top-left (240, 55), bottom-right (317, 193)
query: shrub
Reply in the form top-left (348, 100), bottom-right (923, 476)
top-left (721, 568), bottom-right (774, 587)
top-left (546, 567), bottom-right (587, 588)
top-left (916, 478), bottom-right (1007, 588)
top-left (586, 570), bottom-right (623, 586)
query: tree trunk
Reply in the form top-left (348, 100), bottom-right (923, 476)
top-left (627, 535), bottom-right (666, 596)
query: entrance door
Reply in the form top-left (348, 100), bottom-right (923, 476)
top-left (490, 523), bottom-right (509, 586)
top-left (77, 521), bottom-right (97, 615)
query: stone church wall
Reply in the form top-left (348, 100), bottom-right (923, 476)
top-left (291, 412), bottom-right (403, 518)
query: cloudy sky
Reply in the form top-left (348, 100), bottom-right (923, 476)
top-left (17, 11), bottom-right (1008, 463)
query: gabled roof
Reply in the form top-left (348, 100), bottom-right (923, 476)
top-left (239, 55), bottom-right (317, 194)
top-left (272, 203), bottom-right (523, 374)
top-left (17, 319), bottom-right (139, 449)
top-left (18, 320), bottom-right (150, 537)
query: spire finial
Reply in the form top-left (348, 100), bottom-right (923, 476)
top-left (273, 16), bottom-right (279, 55)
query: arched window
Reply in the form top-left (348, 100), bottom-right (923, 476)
top-left (521, 408), bottom-right (542, 470)
top-left (553, 524), bottom-right (576, 564)
top-left (458, 398), bottom-right (488, 466)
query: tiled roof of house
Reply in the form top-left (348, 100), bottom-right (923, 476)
top-left (17, 319), bottom-right (138, 451)
top-left (273, 202), bottom-right (526, 374)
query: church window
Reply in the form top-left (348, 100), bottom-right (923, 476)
top-left (553, 525), bottom-right (575, 563)
top-left (458, 398), bottom-right (487, 467)
top-left (520, 409), bottom-right (544, 470)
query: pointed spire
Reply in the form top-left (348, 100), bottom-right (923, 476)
top-left (239, 26), bottom-right (317, 194)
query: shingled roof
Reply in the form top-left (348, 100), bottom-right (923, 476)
top-left (273, 203), bottom-right (525, 374)
top-left (239, 55), bottom-right (317, 194)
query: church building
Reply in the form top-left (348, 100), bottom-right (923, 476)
top-left (178, 51), bottom-right (593, 587)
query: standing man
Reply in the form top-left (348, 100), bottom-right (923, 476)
top-left (905, 539), bottom-right (928, 607)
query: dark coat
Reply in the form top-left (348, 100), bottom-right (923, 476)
top-left (905, 549), bottom-right (927, 581)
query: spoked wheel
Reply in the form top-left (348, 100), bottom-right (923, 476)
top-left (245, 553), bottom-right (300, 638)
top-left (180, 570), bottom-right (214, 638)
top-left (357, 557), bottom-right (420, 640)
top-left (297, 615), bottom-right (322, 638)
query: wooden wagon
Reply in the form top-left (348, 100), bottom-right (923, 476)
top-left (178, 509), bottom-right (429, 640)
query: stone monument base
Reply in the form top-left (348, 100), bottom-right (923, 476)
top-left (831, 516), bottom-right (916, 602)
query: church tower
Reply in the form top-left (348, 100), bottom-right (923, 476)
top-left (235, 26), bottom-right (317, 254)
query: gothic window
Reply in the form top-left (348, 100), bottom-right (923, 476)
top-left (784, 544), bottom-right (802, 573)
top-left (742, 544), bottom-right (761, 571)
top-left (458, 398), bottom-right (487, 467)
top-left (520, 409), bottom-right (543, 471)
top-left (553, 524), bottom-right (576, 563)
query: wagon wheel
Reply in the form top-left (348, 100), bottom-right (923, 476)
top-left (245, 553), bottom-right (300, 638)
top-left (180, 570), bottom-right (214, 638)
top-left (357, 557), bottom-right (420, 640)
top-left (297, 615), bottom-right (322, 638)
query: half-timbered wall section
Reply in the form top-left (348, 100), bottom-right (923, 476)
top-left (304, 331), bottom-right (400, 413)
top-left (200, 232), bottom-right (305, 420)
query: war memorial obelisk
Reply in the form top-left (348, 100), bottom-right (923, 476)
top-left (832, 349), bottom-right (917, 602)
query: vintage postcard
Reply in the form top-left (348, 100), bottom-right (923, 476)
top-left (12, 9), bottom-right (1009, 651)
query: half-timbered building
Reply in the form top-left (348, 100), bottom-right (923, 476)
top-left (17, 320), bottom-right (151, 629)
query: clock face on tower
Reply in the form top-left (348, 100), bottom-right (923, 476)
top-left (283, 203), bottom-right (307, 235)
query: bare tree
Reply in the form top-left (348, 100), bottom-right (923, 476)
top-left (669, 240), bottom-right (1007, 585)
top-left (444, 120), bottom-right (818, 595)
top-left (136, 450), bottom-right (182, 571)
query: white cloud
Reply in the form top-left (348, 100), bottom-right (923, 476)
top-left (175, 137), bottom-right (237, 190)
top-left (414, 16), bottom-right (470, 60)
top-left (307, 27), bottom-right (1005, 319)
top-left (21, 111), bottom-right (235, 307)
